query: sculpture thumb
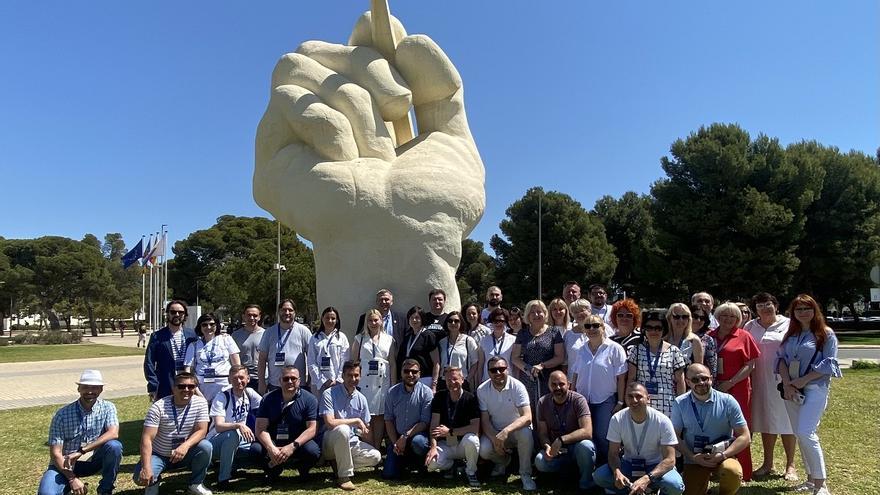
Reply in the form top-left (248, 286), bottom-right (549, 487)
top-left (394, 34), bottom-right (470, 139)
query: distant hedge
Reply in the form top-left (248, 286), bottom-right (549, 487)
top-left (10, 331), bottom-right (83, 345)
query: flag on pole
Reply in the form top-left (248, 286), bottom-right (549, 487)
top-left (121, 239), bottom-right (144, 268)
top-left (145, 233), bottom-right (162, 265)
top-left (154, 233), bottom-right (166, 258)
top-left (142, 235), bottom-right (153, 267)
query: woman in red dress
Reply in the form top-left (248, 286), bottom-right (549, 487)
top-left (709, 301), bottom-right (761, 481)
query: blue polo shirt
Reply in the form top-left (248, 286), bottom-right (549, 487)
top-left (672, 389), bottom-right (745, 463)
top-left (385, 381), bottom-right (433, 435)
top-left (257, 387), bottom-right (318, 443)
top-left (322, 384), bottom-right (370, 424)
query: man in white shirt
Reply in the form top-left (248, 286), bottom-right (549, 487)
top-left (480, 286), bottom-right (503, 323)
top-left (588, 284), bottom-right (614, 330)
top-left (208, 365), bottom-right (262, 491)
top-left (477, 356), bottom-right (536, 491)
top-left (594, 382), bottom-right (684, 495)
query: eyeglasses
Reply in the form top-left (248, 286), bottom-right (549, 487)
top-left (281, 376), bottom-right (299, 383)
top-left (616, 313), bottom-right (634, 319)
top-left (492, 319), bottom-right (507, 324)
top-left (690, 376), bottom-right (711, 384)
top-left (671, 314), bottom-right (689, 320)
top-left (447, 319), bottom-right (461, 324)
top-left (755, 303), bottom-right (774, 310)
top-left (168, 310), bottom-right (185, 316)
top-left (176, 384), bottom-right (197, 390)
top-left (586, 323), bottom-right (603, 329)
top-left (643, 325), bottom-right (663, 331)
top-left (488, 367), bottom-right (507, 374)
top-left (200, 322), bottom-right (216, 327)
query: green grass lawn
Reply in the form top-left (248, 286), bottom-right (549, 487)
top-left (2, 371), bottom-right (877, 495)
top-left (0, 343), bottom-right (144, 363)
top-left (836, 334), bottom-right (880, 346)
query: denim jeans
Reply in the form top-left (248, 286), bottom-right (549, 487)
top-left (132, 439), bottom-right (213, 486)
top-left (594, 459), bottom-right (684, 495)
top-left (381, 433), bottom-right (429, 479)
top-left (589, 395), bottom-right (617, 465)
top-left (38, 440), bottom-right (123, 495)
top-left (210, 430), bottom-right (257, 482)
top-left (250, 439), bottom-right (321, 477)
top-left (534, 439), bottom-right (596, 489)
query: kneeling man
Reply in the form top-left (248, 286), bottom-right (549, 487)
top-left (321, 360), bottom-right (382, 490)
top-left (208, 365), bottom-right (262, 490)
top-left (39, 370), bottom-right (122, 495)
top-left (425, 367), bottom-right (481, 488)
top-left (382, 359), bottom-right (433, 479)
top-left (672, 364), bottom-right (750, 495)
top-left (594, 382), bottom-right (684, 495)
top-left (134, 372), bottom-right (213, 495)
top-left (534, 371), bottom-right (596, 492)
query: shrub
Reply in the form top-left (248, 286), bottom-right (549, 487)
top-left (10, 331), bottom-right (83, 345)
top-left (851, 359), bottom-right (880, 370)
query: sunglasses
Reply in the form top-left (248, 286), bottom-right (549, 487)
top-left (643, 325), bottom-right (664, 331)
top-left (493, 319), bottom-right (507, 324)
top-left (671, 314), bottom-right (689, 320)
top-left (176, 384), bottom-right (197, 390)
top-left (447, 319), bottom-right (461, 324)
top-left (586, 323), bottom-right (603, 329)
top-left (402, 369), bottom-right (420, 375)
top-left (168, 310), bottom-right (185, 316)
top-left (488, 367), bottom-right (508, 374)
top-left (200, 322), bottom-right (216, 327)
top-left (690, 376), bottom-right (711, 384)
top-left (616, 313), bottom-right (634, 319)
top-left (281, 376), bottom-right (299, 383)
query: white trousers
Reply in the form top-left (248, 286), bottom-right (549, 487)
top-left (426, 432), bottom-right (480, 475)
top-left (784, 383), bottom-right (829, 480)
top-left (321, 425), bottom-right (381, 478)
top-left (479, 428), bottom-right (534, 475)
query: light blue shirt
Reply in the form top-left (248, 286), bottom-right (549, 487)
top-left (384, 381), bottom-right (433, 435)
top-left (321, 383), bottom-right (370, 425)
top-left (775, 330), bottom-right (842, 387)
top-left (672, 389), bottom-right (745, 463)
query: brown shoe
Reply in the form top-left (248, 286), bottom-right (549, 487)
top-left (338, 477), bottom-right (356, 491)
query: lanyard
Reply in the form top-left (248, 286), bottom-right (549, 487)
top-left (492, 333), bottom-right (506, 356)
top-left (552, 398), bottom-right (571, 433)
top-left (446, 392), bottom-right (461, 427)
top-left (406, 330), bottom-right (422, 357)
top-left (322, 331), bottom-right (339, 358)
top-left (627, 416), bottom-right (650, 457)
top-left (689, 395), bottom-right (707, 433)
top-left (170, 402), bottom-right (192, 436)
top-left (645, 343), bottom-right (662, 379)
top-left (202, 339), bottom-right (218, 364)
top-left (277, 325), bottom-right (293, 352)
top-left (716, 330), bottom-right (735, 354)
top-left (171, 332), bottom-right (185, 360)
top-left (359, 334), bottom-right (378, 361)
top-left (446, 335), bottom-right (461, 367)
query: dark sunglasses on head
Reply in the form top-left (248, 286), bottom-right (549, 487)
top-left (176, 384), bottom-right (197, 390)
top-left (671, 314), bottom-right (689, 320)
top-left (281, 376), bottom-right (299, 383)
top-left (488, 366), bottom-right (507, 373)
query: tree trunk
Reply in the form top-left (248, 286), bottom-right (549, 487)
top-left (0, 311), bottom-right (5, 336)
top-left (47, 311), bottom-right (62, 330)
top-left (86, 303), bottom-right (98, 337)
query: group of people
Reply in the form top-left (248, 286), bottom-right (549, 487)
top-left (38, 282), bottom-right (842, 495)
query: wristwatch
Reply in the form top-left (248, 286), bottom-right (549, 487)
top-left (77, 447), bottom-right (86, 455)
top-left (646, 472), bottom-right (657, 484)
top-left (292, 441), bottom-right (300, 449)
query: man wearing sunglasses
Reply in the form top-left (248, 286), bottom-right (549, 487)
top-left (134, 372), bottom-right (213, 495)
top-left (672, 364), bottom-right (750, 495)
top-left (382, 359), bottom-right (434, 479)
top-left (254, 366), bottom-right (320, 483)
top-left (144, 300), bottom-right (198, 402)
top-left (476, 356), bottom-right (536, 491)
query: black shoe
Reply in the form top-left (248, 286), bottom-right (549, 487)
top-left (214, 480), bottom-right (231, 492)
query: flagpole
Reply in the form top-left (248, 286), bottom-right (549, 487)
top-left (148, 262), bottom-right (154, 331)
top-left (161, 225), bottom-right (168, 311)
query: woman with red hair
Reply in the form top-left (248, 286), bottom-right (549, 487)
top-left (609, 298), bottom-right (643, 352)
top-left (777, 295), bottom-right (842, 495)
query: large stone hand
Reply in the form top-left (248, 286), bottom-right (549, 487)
top-left (254, 12), bottom-right (485, 326)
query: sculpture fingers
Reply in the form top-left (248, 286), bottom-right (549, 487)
top-left (395, 35), bottom-right (472, 141)
top-left (348, 11), bottom-right (408, 50)
top-left (272, 53), bottom-right (395, 161)
top-left (269, 84), bottom-right (359, 162)
top-left (296, 41), bottom-right (412, 122)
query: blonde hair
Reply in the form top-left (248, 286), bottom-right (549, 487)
top-left (548, 298), bottom-right (570, 328)
top-left (714, 302), bottom-right (743, 328)
top-left (365, 309), bottom-right (385, 333)
top-left (524, 300), bottom-right (549, 327)
top-left (665, 303), bottom-right (693, 338)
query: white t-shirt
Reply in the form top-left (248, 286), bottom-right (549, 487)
top-left (208, 386), bottom-right (262, 438)
top-left (438, 334), bottom-right (479, 377)
top-left (478, 333), bottom-right (516, 382)
top-left (477, 376), bottom-right (531, 432)
top-left (607, 406), bottom-right (677, 465)
top-left (184, 335), bottom-right (240, 379)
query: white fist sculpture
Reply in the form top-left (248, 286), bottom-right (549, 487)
top-left (254, 12), bottom-right (485, 328)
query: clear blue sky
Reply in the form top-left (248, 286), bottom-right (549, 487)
top-left (1, 1), bottom-right (877, 254)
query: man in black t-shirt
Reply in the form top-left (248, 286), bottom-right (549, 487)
top-left (425, 367), bottom-right (481, 488)
top-left (424, 289), bottom-right (448, 337)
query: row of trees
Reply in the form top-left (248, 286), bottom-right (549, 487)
top-left (3, 124), bottom-right (877, 330)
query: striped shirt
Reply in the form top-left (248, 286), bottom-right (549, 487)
top-left (144, 396), bottom-right (209, 457)
top-left (49, 399), bottom-right (119, 455)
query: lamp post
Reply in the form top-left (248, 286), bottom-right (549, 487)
top-left (275, 220), bottom-right (287, 317)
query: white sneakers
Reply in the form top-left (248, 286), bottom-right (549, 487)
top-left (813, 486), bottom-right (831, 495)
top-left (187, 484), bottom-right (213, 495)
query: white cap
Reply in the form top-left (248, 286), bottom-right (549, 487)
top-left (76, 369), bottom-right (104, 386)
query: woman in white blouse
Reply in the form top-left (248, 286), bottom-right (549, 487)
top-left (307, 307), bottom-right (351, 397)
top-left (351, 308), bottom-right (395, 449)
top-left (437, 311), bottom-right (479, 390)
top-left (477, 307), bottom-right (516, 383)
top-left (184, 313), bottom-right (240, 402)
top-left (571, 314), bottom-right (627, 465)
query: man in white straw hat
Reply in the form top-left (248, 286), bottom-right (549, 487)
top-left (38, 369), bottom-right (122, 495)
